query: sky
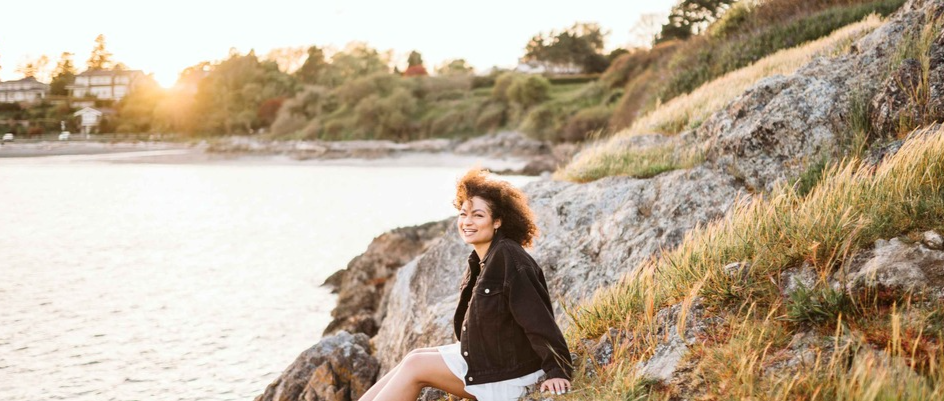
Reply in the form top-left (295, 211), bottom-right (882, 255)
top-left (0, 0), bottom-right (676, 87)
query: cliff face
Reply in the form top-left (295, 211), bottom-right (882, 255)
top-left (372, 166), bottom-right (742, 371)
top-left (257, 1), bottom-right (944, 400)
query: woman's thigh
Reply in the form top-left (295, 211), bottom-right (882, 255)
top-left (406, 352), bottom-right (476, 399)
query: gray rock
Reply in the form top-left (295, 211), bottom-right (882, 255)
top-left (848, 238), bottom-right (944, 292)
top-left (372, 166), bottom-right (742, 373)
top-left (696, 0), bottom-right (937, 192)
top-left (322, 220), bottom-right (450, 337)
top-left (723, 261), bottom-right (751, 280)
top-left (923, 230), bottom-right (943, 249)
top-left (453, 131), bottom-right (549, 158)
top-left (255, 331), bottom-right (379, 401)
top-left (781, 265), bottom-right (819, 296)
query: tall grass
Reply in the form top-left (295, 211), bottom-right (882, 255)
top-left (559, 16), bottom-right (882, 182)
top-left (564, 126), bottom-right (944, 399)
top-left (571, 126), bottom-right (944, 338)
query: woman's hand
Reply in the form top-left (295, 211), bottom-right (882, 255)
top-left (540, 378), bottom-right (571, 395)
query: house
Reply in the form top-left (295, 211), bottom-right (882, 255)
top-left (74, 107), bottom-right (103, 135)
top-left (68, 69), bottom-right (144, 101)
top-left (0, 77), bottom-right (49, 104)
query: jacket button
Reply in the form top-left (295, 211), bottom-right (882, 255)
top-left (468, 377), bottom-right (473, 382)
top-left (463, 351), bottom-right (468, 356)
top-left (484, 288), bottom-right (490, 294)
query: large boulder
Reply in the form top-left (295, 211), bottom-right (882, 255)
top-left (255, 331), bottom-right (379, 401)
top-left (697, 0), bottom-right (937, 192)
top-left (372, 166), bottom-right (742, 373)
top-left (322, 220), bottom-right (450, 337)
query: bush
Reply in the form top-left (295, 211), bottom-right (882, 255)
top-left (270, 112), bottom-right (308, 136)
top-left (475, 103), bottom-right (506, 132)
top-left (491, 72), bottom-right (519, 102)
top-left (519, 103), bottom-right (564, 141)
top-left (563, 105), bottom-right (611, 142)
top-left (507, 75), bottom-right (551, 108)
top-left (335, 72), bottom-right (402, 107)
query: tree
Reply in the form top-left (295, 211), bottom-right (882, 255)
top-left (87, 34), bottom-right (113, 70)
top-left (15, 55), bottom-right (49, 80)
top-left (403, 51), bottom-right (427, 77)
top-left (436, 59), bottom-right (474, 76)
top-left (522, 22), bottom-right (610, 74)
top-left (295, 46), bottom-right (328, 85)
top-left (191, 50), bottom-right (297, 135)
top-left (50, 52), bottom-right (77, 95)
top-left (656, 0), bottom-right (736, 43)
top-left (628, 13), bottom-right (667, 48)
top-left (318, 42), bottom-right (389, 87)
top-left (265, 46), bottom-right (307, 74)
top-left (407, 51), bottom-right (423, 68)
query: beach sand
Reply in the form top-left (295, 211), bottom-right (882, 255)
top-left (0, 141), bottom-right (529, 171)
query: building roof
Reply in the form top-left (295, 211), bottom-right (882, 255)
top-left (76, 69), bottom-right (144, 76)
top-left (74, 107), bottom-right (103, 117)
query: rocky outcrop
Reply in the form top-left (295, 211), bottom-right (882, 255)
top-left (206, 131), bottom-right (563, 175)
top-left (372, 166), bottom-right (742, 373)
top-left (255, 331), bottom-right (378, 401)
top-left (872, 7), bottom-right (944, 135)
top-left (322, 220), bottom-right (451, 337)
top-left (696, 0), bottom-right (939, 192)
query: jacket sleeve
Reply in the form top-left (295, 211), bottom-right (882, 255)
top-left (506, 261), bottom-right (573, 381)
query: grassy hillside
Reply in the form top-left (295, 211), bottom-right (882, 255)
top-left (561, 125), bottom-right (944, 400)
top-left (557, 15), bottom-right (883, 182)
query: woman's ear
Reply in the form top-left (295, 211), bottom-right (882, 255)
top-left (494, 219), bottom-right (502, 230)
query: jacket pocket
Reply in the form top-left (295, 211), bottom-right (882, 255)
top-left (471, 280), bottom-right (508, 367)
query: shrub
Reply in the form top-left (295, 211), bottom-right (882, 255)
top-left (507, 75), bottom-right (551, 108)
top-left (475, 103), bottom-right (506, 132)
top-left (491, 72), bottom-right (519, 102)
top-left (563, 105), bottom-right (612, 142)
top-left (270, 112), bottom-right (308, 136)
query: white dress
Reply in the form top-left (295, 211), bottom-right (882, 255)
top-left (437, 342), bottom-right (544, 401)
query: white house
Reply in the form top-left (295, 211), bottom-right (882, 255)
top-left (0, 77), bottom-right (49, 104)
top-left (68, 69), bottom-right (144, 100)
top-left (74, 107), bottom-right (103, 135)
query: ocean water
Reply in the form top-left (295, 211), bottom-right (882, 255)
top-left (0, 158), bottom-right (535, 400)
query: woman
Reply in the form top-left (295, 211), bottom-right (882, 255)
top-left (359, 169), bottom-right (573, 401)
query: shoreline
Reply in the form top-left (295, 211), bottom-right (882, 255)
top-left (0, 140), bottom-right (538, 172)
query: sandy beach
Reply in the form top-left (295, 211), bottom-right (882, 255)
top-left (0, 140), bottom-right (531, 171)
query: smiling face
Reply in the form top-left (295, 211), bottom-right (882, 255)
top-left (457, 196), bottom-right (501, 248)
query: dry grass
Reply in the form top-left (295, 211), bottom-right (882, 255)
top-left (558, 15), bottom-right (883, 183)
top-left (563, 126), bottom-right (944, 399)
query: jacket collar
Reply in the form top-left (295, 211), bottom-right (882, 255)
top-left (467, 229), bottom-right (505, 271)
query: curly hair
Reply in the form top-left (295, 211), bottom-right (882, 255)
top-left (454, 168), bottom-right (538, 248)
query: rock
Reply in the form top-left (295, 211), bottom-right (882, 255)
top-left (872, 58), bottom-right (924, 135)
top-left (453, 131), bottom-right (549, 158)
top-left (847, 238), bottom-right (944, 292)
top-left (255, 331), bottom-right (379, 401)
top-left (696, 0), bottom-right (938, 192)
top-left (322, 219), bottom-right (450, 337)
top-left (372, 166), bottom-right (742, 373)
top-left (635, 299), bottom-right (709, 383)
top-left (723, 261), bottom-right (751, 280)
top-left (781, 265), bottom-right (818, 297)
top-left (923, 230), bottom-right (943, 249)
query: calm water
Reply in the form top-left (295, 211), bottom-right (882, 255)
top-left (0, 156), bottom-right (534, 401)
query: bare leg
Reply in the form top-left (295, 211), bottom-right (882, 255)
top-left (358, 347), bottom-right (444, 401)
top-left (371, 351), bottom-right (475, 401)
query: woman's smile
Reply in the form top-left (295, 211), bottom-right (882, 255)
top-left (457, 196), bottom-right (500, 253)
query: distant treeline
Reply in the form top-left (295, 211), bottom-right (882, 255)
top-left (8, 0), bottom-right (904, 144)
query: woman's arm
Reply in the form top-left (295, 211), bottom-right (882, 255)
top-left (506, 262), bottom-right (573, 381)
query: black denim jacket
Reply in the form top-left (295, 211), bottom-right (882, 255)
top-left (452, 231), bottom-right (573, 386)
